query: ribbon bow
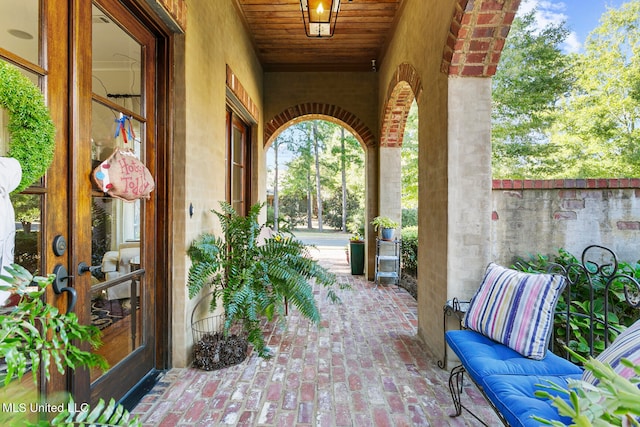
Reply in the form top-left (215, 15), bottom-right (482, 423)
top-left (114, 115), bottom-right (136, 144)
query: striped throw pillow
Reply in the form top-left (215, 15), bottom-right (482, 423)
top-left (582, 319), bottom-right (640, 385)
top-left (463, 263), bottom-right (566, 360)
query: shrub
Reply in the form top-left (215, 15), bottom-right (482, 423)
top-left (400, 226), bottom-right (418, 276)
top-left (401, 208), bottom-right (418, 228)
top-left (513, 248), bottom-right (639, 361)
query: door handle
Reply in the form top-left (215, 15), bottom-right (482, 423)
top-left (78, 262), bottom-right (101, 275)
top-left (52, 264), bottom-right (77, 313)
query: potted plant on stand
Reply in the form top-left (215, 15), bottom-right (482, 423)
top-left (187, 202), bottom-right (347, 362)
top-left (371, 216), bottom-right (399, 241)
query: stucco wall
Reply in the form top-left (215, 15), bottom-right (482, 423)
top-left (492, 180), bottom-right (640, 265)
top-left (378, 0), bottom-right (458, 355)
top-left (172, 0), bottom-right (264, 368)
top-left (263, 72), bottom-right (379, 142)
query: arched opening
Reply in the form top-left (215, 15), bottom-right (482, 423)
top-left (265, 103), bottom-right (376, 276)
top-left (378, 63), bottom-right (422, 289)
top-left (266, 118), bottom-right (365, 235)
top-left (265, 115), bottom-right (368, 278)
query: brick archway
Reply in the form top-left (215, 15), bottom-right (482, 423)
top-left (380, 63), bottom-right (422, 148)
top-left (441, 0), bottom-right (520, 77)
top-left (264, 103), bottom-right (376, 149)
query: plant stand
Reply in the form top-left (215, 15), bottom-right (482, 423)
top-left (374, 238), bottom-right (401, 287)
top-left (191, 292), bottom-right (248, 370)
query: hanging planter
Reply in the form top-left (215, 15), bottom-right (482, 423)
top-left (0, 61), bottom-right (56, 193)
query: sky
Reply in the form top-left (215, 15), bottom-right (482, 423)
top-left (518, 0), bottom-right (630, 53)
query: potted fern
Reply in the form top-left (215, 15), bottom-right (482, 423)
top-left (187, 202), bottom-right (343, 360)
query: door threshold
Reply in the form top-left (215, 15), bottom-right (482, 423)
top-left (119, 369), bottom-right (166, 411)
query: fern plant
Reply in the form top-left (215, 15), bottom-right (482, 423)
top-left (187, 202), bottom-right (345, 358)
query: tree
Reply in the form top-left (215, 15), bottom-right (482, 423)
top-left (552, 0), bottom-right (640, 177)
top-left (270, 120), bottom-right (364, 231)
top-left (312, 121), bottom-right (324, 231)
top-left (401, 102), bottom-right (419, 209)
top-left (491, 11), bottom-right (573, 178)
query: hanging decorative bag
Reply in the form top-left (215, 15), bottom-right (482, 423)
top-left (92, 148), bottom-right (155, 201)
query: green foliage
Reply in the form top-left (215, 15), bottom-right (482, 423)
top-left (322, 190), bottom-right (362, 230)
top-left (187, 202), bottom-right (347, 358)
top-left (0, 265), bottom-right (137, 427)
top-left (400, 227), bottom-right (418, 276)
top-left (269, 120), bottom-right (364, 230)
top-left (533, 350), bottom-right (640, 426)
top-left (0, 61), bottom-right (56, 193)
top-left (401, 208), bottom-right (418, 228)
top-left (492, 1), bottom-right (640, 179)
top-left (370, 216), bottom-right (399, 231)
top-left (492, 11), bottom-right (572, 178)
top-left (401, 102), bottom-right (419, 209)
top-left (0, 265), bottom-right (108, 387)
top-left (553, 0), bottom-right (640, 178)
top-left (49, 396), bottom-right (141, 427)
top-left (513, 248), bottom-right (639, 361)
top-left (11, 193), bottom-right (40, 225)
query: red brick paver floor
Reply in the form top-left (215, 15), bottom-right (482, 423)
top-left (131, 246), bottom-right (498, 426)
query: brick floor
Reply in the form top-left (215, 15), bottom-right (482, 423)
top-left (131, 247), bottom-right (499, 426)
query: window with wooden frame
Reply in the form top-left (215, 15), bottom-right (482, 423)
top-left (226, 109), bottom-right (251, 215)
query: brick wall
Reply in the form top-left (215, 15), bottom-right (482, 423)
top-left (491, 179), bottom-right (640, 265)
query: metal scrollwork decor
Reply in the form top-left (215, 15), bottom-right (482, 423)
top-left (0, 61), bottom-right (55, 193)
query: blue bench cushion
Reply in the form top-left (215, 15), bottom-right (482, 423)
top-left (446, 330), bottom-right (582, 388)
top-left (482, 373), bottom-right (581, 427)
top-left (463, 263), bottom-right (566, 360)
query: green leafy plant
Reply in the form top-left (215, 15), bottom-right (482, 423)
top-left (0, 264), bottom-right (140, 427)
top-left (513, 248), bottom-right (638, 361)
top-left (533, 350), bottom-right (640, 426)
top-left (50, 396), bottom-right (141, 427)
top-left (187, 202), bottom-right (347, 358)
top-left (0, 265), bottom-right (107, 386)
top-left (370, 216), bottom-right (399, 231)
top-left (400, 226), bottom-right (418, 276)
top-left (0, 61), bottom-right (56, 193)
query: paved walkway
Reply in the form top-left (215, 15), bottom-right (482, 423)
top-left (131, 245), bottom-right (498, 426)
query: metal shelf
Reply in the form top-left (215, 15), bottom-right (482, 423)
top-left (374, 238), bottom-right (401, 287)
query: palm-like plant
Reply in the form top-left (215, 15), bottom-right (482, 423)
top-left (187, 202), bottom-right (343, 358)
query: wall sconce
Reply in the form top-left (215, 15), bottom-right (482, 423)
top-left (300, 0), bottom-right (341, 38)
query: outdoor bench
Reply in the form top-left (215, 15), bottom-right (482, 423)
top-left (445, 245), bottom-right (640, 427)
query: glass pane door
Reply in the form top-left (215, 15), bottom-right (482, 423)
top-left (88, 2), bottom-right (154, 397)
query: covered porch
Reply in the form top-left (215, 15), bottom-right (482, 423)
top-left (131, 245), bottom-right (500, 425)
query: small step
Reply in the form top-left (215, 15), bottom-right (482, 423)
top-left (377, 255), bottom-right (398, 261)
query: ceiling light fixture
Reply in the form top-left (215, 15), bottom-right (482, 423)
top-left (300, 0), bottom-right (341, 38)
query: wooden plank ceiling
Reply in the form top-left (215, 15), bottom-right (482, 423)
top-left (235, 0), bottom-right (403, 72)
